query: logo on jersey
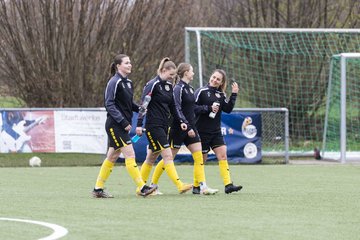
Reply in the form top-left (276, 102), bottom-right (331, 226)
top-left (215, 93), bottom-right (221, 98)
top-left (244, 142), bottom-right (258, 159)
top-left (207, 92), bottom-right (211, 97)
top-left (242, 117), bottom-right (257, 138)
top-left (165, 85), bottom-right (170, 91)
top-left (189, 88), bottom-right (194, 94)
top-left (127, 82), bottom-right (132, 89)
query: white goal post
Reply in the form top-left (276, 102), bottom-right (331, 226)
top-left (322, 53), bottom-right (360, 163)
top-left (185, 27), bottom-right (360, 163)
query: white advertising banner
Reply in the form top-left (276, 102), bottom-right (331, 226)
top-left (54, 111), bottom-right (107, 154)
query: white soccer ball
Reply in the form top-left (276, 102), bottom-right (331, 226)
top-left (29, 156), bottom-right (41, 167)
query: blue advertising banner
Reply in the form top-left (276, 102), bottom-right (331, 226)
top-left (221, 111), bottom-right (262, 163)
top-left (128, 111), bottom-right (262, 164)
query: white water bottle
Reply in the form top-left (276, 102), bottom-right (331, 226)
top-left (139, 94), bottom-right (151, 117)
top-left (209, 102), bottom-right (220, 119)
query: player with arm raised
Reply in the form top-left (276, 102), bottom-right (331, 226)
top-left (149, 63), bottom-right (219, 195)
top-left (194, 69), bottom-right (243, 194)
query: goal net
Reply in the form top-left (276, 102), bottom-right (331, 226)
top-left (185, 28), bottom-right (360, 160)
top-left (322, 53), bottom-right (360, 163)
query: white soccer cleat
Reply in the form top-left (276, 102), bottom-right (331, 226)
top-left (149, 184), bottom-right (163, 195)
top-left (200, 186), bottom-right (219, 195)
top-left (150, 188), bottom-right (164, 196)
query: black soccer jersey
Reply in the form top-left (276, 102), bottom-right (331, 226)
top-left (172, 79), bottom-right (198, 131)
top-left (194, 85), bottom-right (237, 134)
top-left (137, 76), bottom-right (175, 128)
top-left (104, 72), bottom-right (139, 128)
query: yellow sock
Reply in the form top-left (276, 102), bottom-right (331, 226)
top-left (140, 162), bottom-right (153, 183)
top-left (151, 159), bottom-right (165, 185)
top-left (125, 158), bottom-right (145, 188)
top-left (192, 151), bottom-right (205, 187)
top-left (95, 159), bottom-right (114, 189)
top-left (219, 159), bottom-right (232, 185)
top-left (164, 161), bottom-right (183, 190)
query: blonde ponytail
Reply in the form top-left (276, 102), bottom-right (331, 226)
top-left (157, 57), bottom-right (176, 75)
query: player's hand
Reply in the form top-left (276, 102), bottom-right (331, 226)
top-left (188, 129), bottom-right (195, 138)
top-left (180, 123), bottom-right (187, 131)
top-left (136, 127), bottom-right (143, 136)
top-left (124, 124), bottom-right (132, 132)
top-left (212, 103), bottom-right (219, 113)
top-left (231, 82), bottom-right (239, 93)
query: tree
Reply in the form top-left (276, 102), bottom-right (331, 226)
top-left (207, 0), bottom-right (359, 140)
top-left (0, 0), bottom-right (358, 108)
top-left (0, 0), bottom-right (203, 107)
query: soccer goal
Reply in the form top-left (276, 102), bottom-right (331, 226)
top-left (322, 53), bottom-right (360, 163)
top-left (185, 27), bottom-right (360, 160)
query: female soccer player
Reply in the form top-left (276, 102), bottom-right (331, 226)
top-left (194, 69), bottom-right (243, 194)
top-left (149, 63), bottom-right (218, 195)
top-left (136, 58), bottom-right (192, 194)
top-left (92, 54), bottom-right (156, 198)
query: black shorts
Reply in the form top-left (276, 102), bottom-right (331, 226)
top-left (169, 127), bottom-right (201, 149)
top-left (105, 117), bottom-right (131, 150)
top-left (145, 125), bottom-right (170, 153)
top-left (198, 132), bottom-right (225, 153)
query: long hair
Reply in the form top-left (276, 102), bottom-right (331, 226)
top-left (110, 54), bottom-right (129, 76)
top-left (175, 62), bottom-right (192, 85)
top-left (157, 57), bottom-right (176, 76)
top-left (212, 69), bottom-right (227, 93)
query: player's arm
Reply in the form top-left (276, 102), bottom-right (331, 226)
top-left (137, 80), bottom-right (154, 127)
top-left (173, 84), bottom-right (189, 125)
top-left (104, 78), bottom-right (129, 128)
top-left (194, 88), bottom-right (212, 115)
top-left (222, 82), bottom-right (238, 113)
top-left (132, 101), bottom-right (140, 113)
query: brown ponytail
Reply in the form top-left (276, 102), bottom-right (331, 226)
top-left (175, 62), bottom-right (192, 85)
top-left (177, 63), bottom-right (192, 79)
top-left (110, 54), bottom-right (129, 76)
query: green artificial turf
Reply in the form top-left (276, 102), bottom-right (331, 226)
top-left (1, 165), bottom-right (359, 240)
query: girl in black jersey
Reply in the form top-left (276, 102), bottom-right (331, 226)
top-left (194, 69), bottom-right (243, 194)
top-left (92, 54), bottom-right (155, 198)
top-left (136, 58), bottom-right (192, 194)
top-left (149, 63), bottom-right (219, 195)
